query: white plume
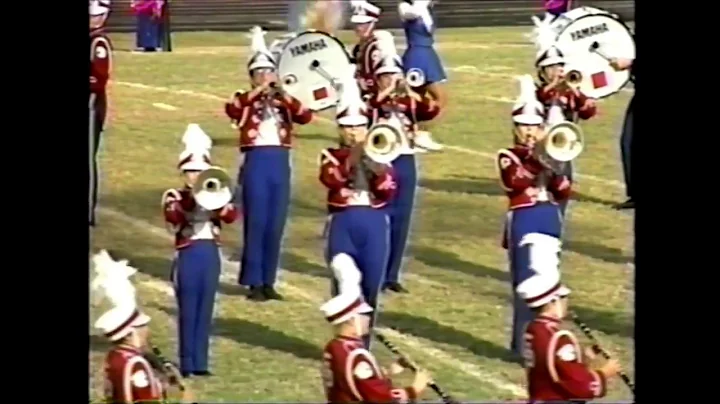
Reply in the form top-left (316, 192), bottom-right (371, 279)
top-left (248, 26), bottom-right (271, 56)
top-left (526, 14), bottom-right (556, 52)
top-left (516, 74), bottom-right (538, 105)
top-left (336, 64), bottom-right (364, 112)
top-left (90, 250), bottom-right (139, 308)
top-left (181, 124), bottom-right (212, 152)
top-left (374, 30), bottom-right (398, 59)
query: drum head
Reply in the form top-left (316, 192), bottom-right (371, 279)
top-left (549, 7), bottom-right (610, 37)
top-left (555, 14), bottom-right (635, 99)
top-left (277, 30), bottom-right (352, 112)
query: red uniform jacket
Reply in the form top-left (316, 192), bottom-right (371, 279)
top-left (352, 37), bottom-right (381, 97)
top-left (496, 146), bottom-right (571, 210)
top-left (368, 95), bottom-right (440, 130)
top-left (319, 147), bottom-right (396, 211)
top-left (90, 29), bottom-right (112, 101)
top-left (536, 84), bottom-right (597, 122)
top-left (225, 91), bottom-right (313, 150)
top-left (161, 187), bottom-right (238, 249)
top-left (323, 336), bottom-right (417, 403)
top-left (524, 316), bottom-right (607, 401)
top-left (104, 345), bottom-right (164, 403)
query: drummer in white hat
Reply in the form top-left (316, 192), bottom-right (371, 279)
top-left (516, 271), bottom-right (622, 401)
top-left (319, 291), bottom-right (431, 402)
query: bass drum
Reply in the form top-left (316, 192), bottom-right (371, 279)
top-left (554, 11), bottom-right (635, 99)
top-left (276, 30), bottom-right (352, 112)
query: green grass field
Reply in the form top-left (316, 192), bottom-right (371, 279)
top-left (89, 27), bottom-right (635, 402)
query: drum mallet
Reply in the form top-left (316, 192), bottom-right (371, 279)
top-left (310, 59), bottom-right (342, 91)
top-left (375, 332), bottom-right (462, 404)
top-left (589, 41), bottom-right (612, 62)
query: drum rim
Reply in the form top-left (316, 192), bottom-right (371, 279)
top-left (555, 13), bottom-right (635, 99)
top-left (277, 29), bottom-right (352, 64)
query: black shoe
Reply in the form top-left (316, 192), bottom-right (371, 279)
top-left (263, 285), bottom-right (284, 300)
top-left (192, 371), bottom-right (213, 377)
top-left (613, 198), bottom-right (635, 210)
top-left (383, 282), bottom-right (409, 294)
top-left (247, 286), bottom-right (267, 302)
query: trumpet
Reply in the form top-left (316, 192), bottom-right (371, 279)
top-left (192, 167), bottom-right (233, 211)
top-left (143, 345), bottom-right (186, 391)
top-left (266, 81), bottom-right (285, 98)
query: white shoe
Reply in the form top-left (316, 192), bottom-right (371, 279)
top-left (413, 131), bottom-right (444, 151)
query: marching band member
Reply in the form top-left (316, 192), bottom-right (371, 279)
top-left (225, 26), bottom-right (313, 301)
top-left (543, 0), bottom-right (573, 20)
top-left (95, 303), bottom-right (167, 403)
top-left (89, 0), bottom-right (112, 227)
top-left (397, 0), bottom-right (446, 151)
top-left (368, 36), bottom-right (440, 294)
top-left (321, 291), bottom-right (432, 402)
top-left (531, 22), bottom-right (597, 217)
top-left (131, 0), bottom-right (163, 52)
top-left (162, 124), bottom-right (238, 376)
top-left (349, 1), bottom-right (383, 98)
top-left (517, 270), bottom-right (622, 400)
top-left (610, 56), bottom-right (636, 210)
top-left (321, 69), bottom-right (396, 347)
top-left (496, 75), bottom-right (571, 359)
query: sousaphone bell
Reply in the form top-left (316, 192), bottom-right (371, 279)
top-left (364, 123), bottom-right (403, 165)
top-left (192, 166), bottom-right (233, 211)
top-left (537, 121), bottom-right (584, 170)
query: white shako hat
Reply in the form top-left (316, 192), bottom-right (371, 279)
top-left (373, 30), bottom-right (403, 76)
top-left (527, 15), bottom-right (565, 67)
top-left (516, 269), bottom-right (571, 309)
top-left (336, 65), bottom-right (369, 127)
top-left (177, 124), bottom-right (212, 172)
top-left (95, 303), bottom-right (152, 342)
top-left (247, 26), bottom-right (276, 72)
top-left (320, 292), bottom-right (373, 325)
top-left (90, 0), bottom-right (111, 17)
top-left (511, 75), bottom-right (545, 125)
top-left (350, 1), bottom-right (381, 24)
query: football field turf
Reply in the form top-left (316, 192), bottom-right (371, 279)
top-left (89, 27), bottom-right (635, 402)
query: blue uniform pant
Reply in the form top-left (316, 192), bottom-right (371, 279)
top-left (173, 240), bottom-right (221, 373)
top-left (136, 14), bottom-right (160, 50)
top-left (620, 95), bottom-right (634, 199)
top-left (384, 154), bottom-right (418, 284)
top-left (327, 206), bottom-right (390, 348)
top-left (506, 203), bottom-right (563, 357)
top-left (239, 147), bottom-right (291, 287)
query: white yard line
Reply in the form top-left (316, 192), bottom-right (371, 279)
top-left (115, 80), bottom-right (622, 188)
top-left (98, 206), bottom-right (527, 398)
top-left (152, 102), bottom-right (178, 111)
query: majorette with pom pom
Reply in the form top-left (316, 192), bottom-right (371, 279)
top-left (318, 65), bottom-right (396, 348)
top-left (366, 30), bottom-right (440, 294)
top-left (160, 123), bottom-right (237, 376)
top-left (495, 74), bottom-right (572, 359)
top-left (224, 26), bottom-right (313, 302)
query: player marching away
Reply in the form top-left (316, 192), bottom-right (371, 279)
top-left (162, 124), bottom-right (238, 377)
top-left (321, 291), bottom-right (432, 403)
top-left (517, 269), bottom-right (622, 401)
top-left (369, 35), bottom-right (440, 294)
top-left (89, 0), bottom-right (112, 228)
top-left (225, 26), bottom-right (313, 301)
top-left (321, 67), bottom-right (396, 348)
top-left (496, 75), bottom-right (571, 359)
top-left (529, 17), bottom-right (597, 218)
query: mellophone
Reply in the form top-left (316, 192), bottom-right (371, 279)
top-left (375, 332), bottom-right (462, 404)
top-left (571, 313), bottom-right (635, 395)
